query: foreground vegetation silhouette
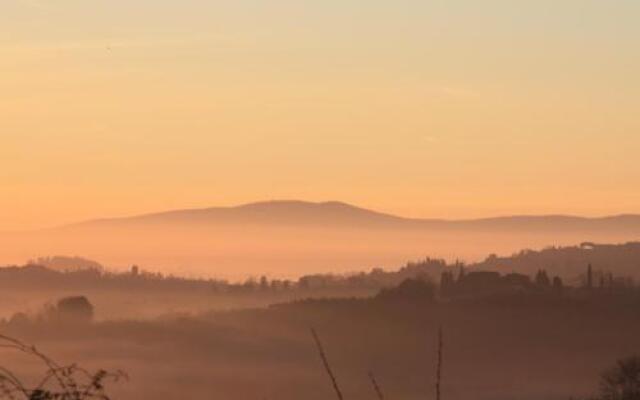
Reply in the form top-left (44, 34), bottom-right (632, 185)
top-left (0, 334), bottom-right (125, 400)
top-left (598, 356), bottom-right (640, 400)
top-left (312, 326), bottom-right (444, 400)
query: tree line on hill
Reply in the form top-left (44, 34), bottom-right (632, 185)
top-left (2, 241), bottom-right (639, 298)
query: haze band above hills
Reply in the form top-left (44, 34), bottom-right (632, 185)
top-left (4, 200), bottom-right (640, 278)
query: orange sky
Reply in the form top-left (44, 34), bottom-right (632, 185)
top-left (1, 0), bottom-right (639, 230)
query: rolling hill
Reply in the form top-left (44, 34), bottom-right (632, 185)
top-left (62, 200), bottom-right (640, 232)
top-left (3, 200), bottom-right (640, 278)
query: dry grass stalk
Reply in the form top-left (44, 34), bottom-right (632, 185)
top-left (368, 371), bottom-right (385, 400)
top-left (435, 326), bottom-right (443, 400)
top-left (0, 333), bottom-right (126, 400)
top-left (311, 328), bottom-right (344, 400)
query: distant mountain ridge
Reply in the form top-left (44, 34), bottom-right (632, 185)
top-left (5, 200), bottom-right (639, 277)
top-left (63, 200), bottom-right (411, 229)
top-left (63, 200), bottom-right (640, 233)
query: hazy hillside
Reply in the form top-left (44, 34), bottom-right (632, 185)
top-left (2, 201), bottom-right (640, 278)
top-left (65, 200), bottom-right (412, 229)
top-left (477, 242), bottom-right (640, 282)
top-left (63, 201), bottom-right (640, 233)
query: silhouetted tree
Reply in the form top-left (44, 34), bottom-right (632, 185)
top-left (54, 296), bottom-right (94, 323)
top-left (242, 278), bottom-right (257, 292)
top-left (598, 356), bottom-right (640, 400)
top-left (298, 277), bottom-right (310, 290)
top-left (457, 266), bottom-right (466, 282)
top-left (535, 270), bottom-right (551, 287)
top-left (260, 276), bottom-right (269, 291)
top-left (552, 276), bottom-right (564, 293)
top-left (609, 273), bottom-right (615, 292)
top-left (439, 271), bottom-right (455, 296)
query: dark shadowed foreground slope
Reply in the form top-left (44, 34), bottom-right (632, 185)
top-left (3, 289), bottom-right (638, 400)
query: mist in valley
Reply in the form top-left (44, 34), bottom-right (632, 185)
top-left (2, 243), bottom-right (640, 399)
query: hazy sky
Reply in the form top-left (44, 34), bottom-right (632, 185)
top-left (1, 0), bottom-right (639, 229)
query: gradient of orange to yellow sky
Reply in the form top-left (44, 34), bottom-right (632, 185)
top-left (1, 0), bottom-right (639, 229)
